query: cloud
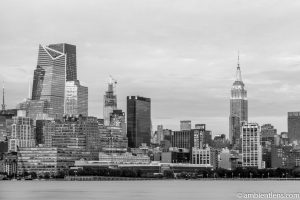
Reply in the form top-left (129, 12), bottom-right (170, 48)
top-left (1, 0), bottom-right (300, 135)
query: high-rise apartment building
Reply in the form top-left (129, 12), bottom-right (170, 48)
top-left (127, 96), bottom-right (151, 148)
top-left (288, 112), bottom-right (300, 144)
top-left (103, 77), bottom-right (117, 126)
top-left (229, 59), bottom-right (248, 147)
top-left (65, 80), bottom-right (88, 116)
top-left (241, 122), bottom-right (263, 169)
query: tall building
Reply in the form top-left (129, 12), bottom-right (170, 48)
top-left (47, 43), bottom-right (77, 81)
top-left (241, 122), bottom-right (263, 169)
top-left (8, 111), bottom-right (35, 152)
top-left (288, 112), bottom-right (300, 144)
top-left (65, 80), bottom-right (88, 116)
top-left (103, 77), bottom-right (117, 126)
top-left (31, 44), bottom-right (67, 119)
top-left (127, 96), bottom-right (151, 148)
top-left (180, 120), bottom-right (191, 131)
top-left (229, 57), bottom-right (248, 147)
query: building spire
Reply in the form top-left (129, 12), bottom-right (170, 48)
top-left (236, 51), bottom-right (242, 82)
top-left (2, 81), bottom-right (6, 111)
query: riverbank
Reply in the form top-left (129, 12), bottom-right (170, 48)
top-left (64, 176), bottom-right (300, 181)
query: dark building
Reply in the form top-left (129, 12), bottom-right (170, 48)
top-left (288, 112), bottom-right (300, 144)
top-left (261, 124), bottom-right (277, 168)
top-left (229, 59), bottom-right (248, 147)
top-left (0, 141), bottom-right (8, 153)
top-left (271, 145), bottom-right (300, 169)
top-left (127, 96), bottom-right (151, 148)
top-left (171, 129), bottom-right (203, 152)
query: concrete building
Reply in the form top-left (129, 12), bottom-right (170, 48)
top-left (161, 148), bottom-right (190, 163)
top-left (218, 148), bottom-right (239, 170)
top-left (109, 109), bottom-right (126, 136)
top-left (127, 96), bottom-right (151, 148)
top-left (241, 123), bottom-right (263, 169)
top-left (288, 112), bottom-right (300, 144)
top-left (65, 80), bottom-right (88, 116)
top-left (180, 120), bottom-right (191, 131)
top-left (98, 152), bottom-right (150, 165)
top-left (229, 59), bottom-right (248, 147)
top-left (171, 129), bottom-right (203, 152)
top-left (17, 147), bottom-right (93, 176)
top-left (0, 152), bottom-right (18, 175)
top-left (8, 111), bottom-right (36, 152)
top-left (191, 147), bottom-right (217, 168)
top-left (100, 126), bottom-right (128, 154)
top-left (271, 146), bottom-right (300, 169)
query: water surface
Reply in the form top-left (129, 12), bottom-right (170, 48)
top-left (0, 180), bottom-right (299, 200)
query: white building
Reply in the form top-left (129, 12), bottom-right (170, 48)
top-left (191, 147), bottom-right (213, 167)
top-left (98, 152), bottom-right (150, 165)
top-left (242, 122), bottom-right (263, 169)
top-left (8, 111), bottom-right (35, 152)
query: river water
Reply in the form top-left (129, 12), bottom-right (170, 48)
top-left (0, 180), bottom-right (299, 200)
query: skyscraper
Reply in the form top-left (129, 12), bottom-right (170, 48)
top-left (31, 43), bottom-right (82, 119)
top-left (65, 80), bottom-right (88, 116)
top-left (103, 76), bottom-right (117, 126)
top-left (241, 122), bottom-right (263, 169)
top-left (47, 43), bottom-right (77, 81)
top-left (127, 96), bottom-right (151, 148)
top-left (288, 112), bottom-right (300, 144)
top-left (229, 57), bottom-right (248, 147)
top-left (31, 44), bottom-right (67, 119)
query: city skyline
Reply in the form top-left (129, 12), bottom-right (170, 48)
top-left (2, 1), bottom-right (300, 135)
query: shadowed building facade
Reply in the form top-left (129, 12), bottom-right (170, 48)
top-left (127, 96), bottom-right (151, 148)
top-left (288, 112), bottom-right (300, 144)
top-left (229, 59), bottom-right (248, 148)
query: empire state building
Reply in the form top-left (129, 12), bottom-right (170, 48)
top-left (229, 59), bottom-right (248, 147)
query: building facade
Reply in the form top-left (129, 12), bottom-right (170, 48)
top-left (127, 96), bottom-right (151, 148)
top-left (103, 77), bottom-right (117, 126)
top-left (241, 123), bottom-right (263, 169)
top-left (8, 113), bottom-right (35, 152)
top-left (65, 80), bottom-right (88, 116)
top-left (32, 44), bottom-right (66, 119)
top-left (180, 120), bottom-right (192, 131)
top-left (229, 61), bottom-right (248, 147)
top-left (288, 112), bottom-right (300, 144)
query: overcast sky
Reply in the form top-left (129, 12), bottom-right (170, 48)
top-left (1, 0), bottom-right (300, 136)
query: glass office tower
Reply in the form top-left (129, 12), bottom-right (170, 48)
top-left (127, 96), bottom-right (151, 148)
top-left (32, 44), bottom-right (66, 119)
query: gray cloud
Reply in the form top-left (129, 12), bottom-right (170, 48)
top-left (1, 0), bottom-right (300, 135)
